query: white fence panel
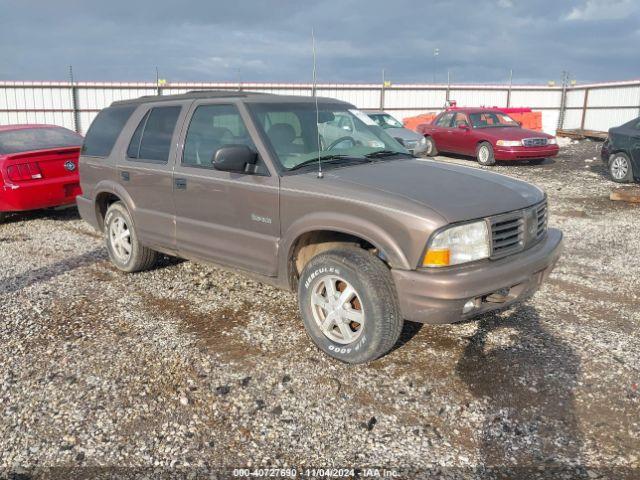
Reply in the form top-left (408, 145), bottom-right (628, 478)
top-left (510, 89), bottom-right (562, 109)
top-left (315, 88), bottom-right (380, 109)
top-left (588, 86), bottom-right (640, 107)
top-left (584, 108), bottom-right (638, 132)
top-left (383, 89), bottom-right (447, 109)
top-left (565, 89), bottom-right (585, 109)
top-left (449, 89), bottom-right (507, 107)
top-left (561, 109), bottom-right (583, 130)
top-left (2, 80), bottom-right (640, 134)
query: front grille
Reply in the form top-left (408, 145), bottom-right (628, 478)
top-left (522, 137), bottom-right (548, 147)
top-left (490, 201), bottom-right (548, 259)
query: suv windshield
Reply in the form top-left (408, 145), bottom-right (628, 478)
top-left (469, 112), bottom-right (519, 129)
top-left (0, 127), bottom-right (82, 154)
top-left (368, 113), bottom-right (404, 129)
top-left (248, 103), bottom-right (409, 171)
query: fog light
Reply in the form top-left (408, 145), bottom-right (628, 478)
top-left (462, 299), bottom-right (476, 314)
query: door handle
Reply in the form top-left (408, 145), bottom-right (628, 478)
top-left (174, 178), bottom-right (187, 190)
top-left (120, 171), bottom-right (130, 181)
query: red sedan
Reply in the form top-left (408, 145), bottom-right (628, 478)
top-left (417, 108), bottom-right (559, 166)
top-left (0, 124), bottom-right (83, 222)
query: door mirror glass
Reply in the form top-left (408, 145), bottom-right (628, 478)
top-left (213, 145), bottom-right (258, 173)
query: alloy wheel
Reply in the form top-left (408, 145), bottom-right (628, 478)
top-left (310, 275), bottom-right (365, 344)
top-left (478, 146), bottom-right (489, 163)
top-left (611, 156), bottom-right (629, 180)
top-left (109, 216), bottom-right (132, 262)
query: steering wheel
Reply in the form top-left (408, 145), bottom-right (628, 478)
top-left (327, 136), bottom-right (356, 150)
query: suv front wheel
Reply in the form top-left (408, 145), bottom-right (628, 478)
top-left (298, 247), bottom-right (403, 364)
top-left (104, 202), bottom-right (158, 273)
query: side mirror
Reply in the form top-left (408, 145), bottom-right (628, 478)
top-left (213, 145), bottom-right (258, 173)
top-left (517, 121), bottom-right (523, 127)
top-left (457, 123), bottom-right (470, 130)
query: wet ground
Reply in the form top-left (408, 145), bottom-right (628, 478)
top-left (0, 140), bottom-right (638, 479)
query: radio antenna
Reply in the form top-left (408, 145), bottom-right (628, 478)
top-left (312, 28), bottom-right (323, 179)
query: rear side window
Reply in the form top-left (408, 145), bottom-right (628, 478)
top-left (0, 127), bottom-right (82, 154)
top-left (127, 106), bottom-right (181, 163)
top-left (82, 105), bottom-right (136, 157)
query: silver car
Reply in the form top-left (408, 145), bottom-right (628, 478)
top-left (367, 111), bottom-right (428, 155)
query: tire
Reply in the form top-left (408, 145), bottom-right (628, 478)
top-left (104, 202), bottom-right (158, 273)
top-left (528, 158), bottom-right (546, 165)
top-left (423, 136), bottom-right (438, 157)
top-left (476, 142), bottom-right (496, 166)
top-left (297, 247), bottom-right (403, 364)
top-left (0, 212), bottom-right (5, 223)
top-left (609, 153), bottom-right (634, 183)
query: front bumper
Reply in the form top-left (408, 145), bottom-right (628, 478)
top-left (391, 228), bottom-right (563, 324)
top-left (494, 145), bottom-right (560, 160)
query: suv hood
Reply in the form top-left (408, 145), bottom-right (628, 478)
top-left (320, 158), bottom-right (544, 223)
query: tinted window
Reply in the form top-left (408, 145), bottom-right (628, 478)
top-left (126, 106), bottom-right (181, 163)
top-left (82, 105), bottom-right (135, 157)
top-left (0, 127), bottom-right (82, 154)
top-left (126, 111), bottom-right (150, 158)
top-left (183, 104), bottom-right (256, 167)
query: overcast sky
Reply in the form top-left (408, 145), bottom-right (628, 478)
top-left (0, 0), bottom-right (638, 85)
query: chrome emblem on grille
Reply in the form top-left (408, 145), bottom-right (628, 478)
top-left (64, 161), bottom-right (76, 172)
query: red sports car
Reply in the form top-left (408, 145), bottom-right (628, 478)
top-left (417, 108), bottom-right (559, 166)
top-left (0, 124), bottom-right (83, 222)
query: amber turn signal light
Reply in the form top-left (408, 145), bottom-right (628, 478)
top-left (423, 249), bottom-right (450, 267)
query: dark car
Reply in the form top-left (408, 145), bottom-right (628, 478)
top-left (417, 108), bottom-right (559, 166)
top-left (77, 91), bottom-right (562, 364)
top-left (601, 116), bottom-right (640, 183)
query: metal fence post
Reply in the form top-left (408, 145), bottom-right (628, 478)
top-left (380, 69), bottom-right (386, 111)
top-left (580, 87), bottom-right (590, 130)
top-left (556, 71), bottom-right (569, 132)
top-left (69, 66), bottom-right (81, 134)
top-left (506, 69), bottom-right (513, 108)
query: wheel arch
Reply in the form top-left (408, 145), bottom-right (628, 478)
top-left (93, 182), bottom-right (136, 230)
top-left (282, 216), bottom-right (412, 289)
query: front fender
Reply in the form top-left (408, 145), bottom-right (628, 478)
top-left (280, 211), bottom-right (413, 273)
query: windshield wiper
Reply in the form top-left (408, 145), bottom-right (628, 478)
top-left (287, 154), bottom-right (368, 172)
top-left (364, 150), bottom-right (405, 158)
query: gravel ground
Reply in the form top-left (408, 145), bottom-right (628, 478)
top-left (0, 140), bottom-right (638, 480)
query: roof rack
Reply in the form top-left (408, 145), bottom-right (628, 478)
top-left (111, 89), bottom-right (272, 106)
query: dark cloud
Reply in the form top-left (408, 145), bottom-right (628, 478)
top-left (0, 0), bottom-right (638, 84)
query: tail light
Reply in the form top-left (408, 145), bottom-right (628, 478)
top-left (6, 163), bottom-right (43, 182)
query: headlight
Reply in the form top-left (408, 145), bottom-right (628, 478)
top-left (547, 137), bottom-right (557, 145)
top-left (423, 220), bottom-right (490, 267)
top-left (496, 140), bottom-right (522, 147)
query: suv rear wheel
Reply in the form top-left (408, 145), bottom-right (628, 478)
top-left (104, 202), bottom-right (158, 273)
top-left (609, 153), bottom-right (634, 183)
top-left (298, 247), bottom-right (403, 364)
